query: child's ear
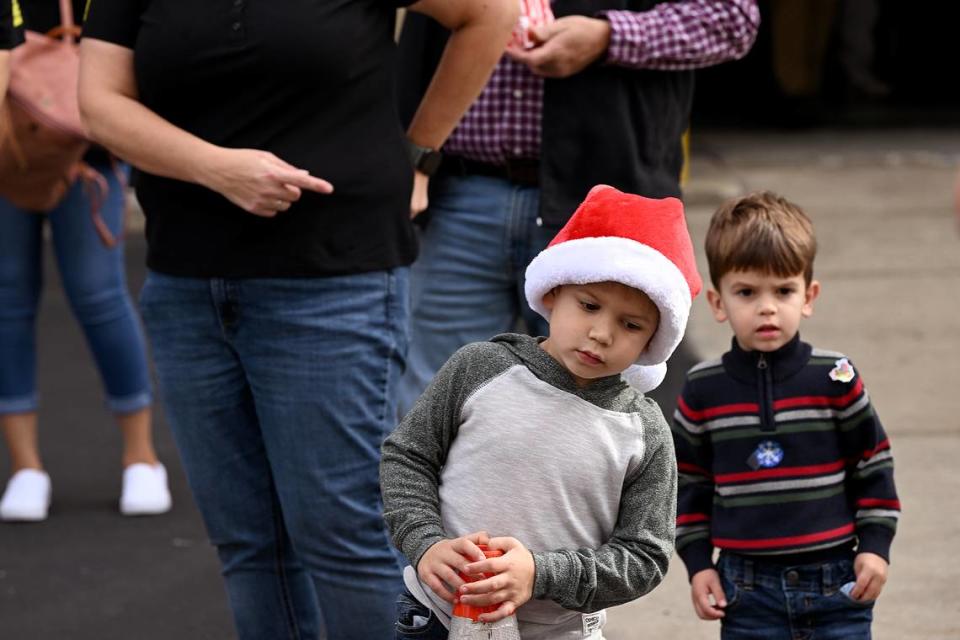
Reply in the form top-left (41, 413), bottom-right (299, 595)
top-left (802, 280), bottom-right (821, 317)
top-left (706, 289), bottom-right (727, 323)
top-left (541, 288), bottom-right (558, 311)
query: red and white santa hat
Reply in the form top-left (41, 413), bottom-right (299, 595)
top-left (525, 185), bottom-right (702, 392)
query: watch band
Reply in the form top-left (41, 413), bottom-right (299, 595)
top-left (407, 141), bottom-right (443, 177)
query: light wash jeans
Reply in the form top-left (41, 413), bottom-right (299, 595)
top-left (0, 163), bottom-right (151, 415)
top-left (139, 268), bottom-right (409, 640)
top-left (398, 175), bottom-right (558, 415)
top-left (718, 551), bottom-right (874, 640)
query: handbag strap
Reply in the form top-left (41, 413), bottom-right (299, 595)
top-left (58, 0), bottom-right (77, 44)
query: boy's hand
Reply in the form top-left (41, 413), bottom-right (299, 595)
top-left (850, 552), bottom-right (888, 601)
top-left (417, 531), bottom-right (491, 603)
top-left (690, 568), bottom-right (727, 620)
top-left (458, 536), bottom-right (535, 622)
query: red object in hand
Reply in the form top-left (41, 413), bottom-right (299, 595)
top-left (509, 0), bottom-right (555, 49)
top-left (452, 545), bottom-right (503, 622)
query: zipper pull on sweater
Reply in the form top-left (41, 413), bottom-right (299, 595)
top-left (757, 353), bottom-right (775, 431)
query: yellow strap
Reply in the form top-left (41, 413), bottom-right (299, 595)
top-left (680, 128), bottom-right (690, 188)
top-left (12, 0), bottom-right (23, 28)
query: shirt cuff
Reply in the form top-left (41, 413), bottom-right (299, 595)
top-left (856, 525), bottom-right (895, 563)
top-left (597, 10), bottom-right (657, 67)
top-left (678, 538), bottom-right (715, 581)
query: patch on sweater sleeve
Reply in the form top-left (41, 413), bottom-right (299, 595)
top-left (828, 358), bottom-right (855, 383)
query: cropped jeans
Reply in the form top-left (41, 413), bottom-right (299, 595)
top-left (718, 551), bottom-right (875, 640)
top-left (397, 175), bottom-right (557, 415)
top-left (0, 163), bottom-right (151, 416)
top-left (139, 268), bottom-right (409, 640)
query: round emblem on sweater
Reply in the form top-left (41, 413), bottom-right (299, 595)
top-left (753, 440), bottom-right (784, 468)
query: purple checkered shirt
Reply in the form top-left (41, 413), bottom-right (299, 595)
top-left (444, 0), bottom-right (759, 164)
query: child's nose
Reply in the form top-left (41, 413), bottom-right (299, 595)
top-left (589, 320), bottom-right (613, 344)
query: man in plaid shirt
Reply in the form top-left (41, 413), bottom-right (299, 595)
top-left (397, 0), bottom-right (760, 414)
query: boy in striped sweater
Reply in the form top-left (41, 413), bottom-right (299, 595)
top-left (673, 192), bottom-right (899, 639)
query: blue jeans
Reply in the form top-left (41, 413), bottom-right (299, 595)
top-left (398, 175), bottom-right (558, 415)
top-left (139, 268), bottom-right (408, 640)
top-left (0, 163), bottom-right (151, 415)
top-left (718, 552), bottom-right (874, 640)
top-left (396, 589), bottom-right (448, 640)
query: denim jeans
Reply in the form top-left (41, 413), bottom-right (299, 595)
top-left (398, 175), bottom-right (558, 415)
top-left (718, 552), bottom-right (874, 640)
top-left (139, 268), bottom-right (409, 640)
top-left (395, 589), bottom-right (448, 640)
top-left (0, 163), bottom-right (151, 415)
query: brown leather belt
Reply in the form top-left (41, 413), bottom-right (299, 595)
top-left (439, 155), bottom-right (540, 187)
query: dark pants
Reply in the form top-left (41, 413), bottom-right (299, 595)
top-left (396, 589), bottom-right (448, 640)
top-left (718, 552), bottom-right (874, 640)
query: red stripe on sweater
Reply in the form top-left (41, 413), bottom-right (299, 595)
top-left (678, 395), bottom-right (759, 421)
top-left (715, 460), bottom-right (845, 484)
top-left (677, 513), bottom-right (710, 525)
top-left (678, 462), bottom-right (713, 478)
top-left (846, 439), bottom-right (891, 465)
top-left (714, 524), bottom-right (856, 550)
top-left (857, 498), bottom-right (901, 509)
top-left (773, 378), bottom-right (864, 410)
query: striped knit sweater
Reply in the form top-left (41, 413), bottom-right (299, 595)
top-left (672, 334), bottom-right (899, 578)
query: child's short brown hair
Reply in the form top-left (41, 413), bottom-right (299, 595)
top-left (704, 191), bottom-right (817, 289)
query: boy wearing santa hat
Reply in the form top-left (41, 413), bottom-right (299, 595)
top-left (381, 184), bottom-right (702, 639)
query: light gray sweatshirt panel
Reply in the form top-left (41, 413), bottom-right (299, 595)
top-left (380, 334), bottom-right (677, 633)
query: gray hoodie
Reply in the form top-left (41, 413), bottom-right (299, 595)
top-left (380, 334), bottom-right (677, 638)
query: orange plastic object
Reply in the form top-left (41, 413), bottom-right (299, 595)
top-left (451, 545), bottom-right (503, 622)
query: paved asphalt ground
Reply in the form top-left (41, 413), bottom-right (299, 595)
top-left (0, 128), bottom-right (957, 639)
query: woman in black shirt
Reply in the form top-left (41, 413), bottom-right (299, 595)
top-left (78, 0), bottom-right (516, 638)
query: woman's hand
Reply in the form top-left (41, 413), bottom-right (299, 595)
top-left (202, 148), bottom-right (334, 218)
top-left (410, 170), bottom-right (430, 219)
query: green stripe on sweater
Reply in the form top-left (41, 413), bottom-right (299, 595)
top-left (714, 484), bottom-right (846, 508)
top-left (857, 517), bottom-right (898, 531)
top-left (855, 461), bottom-right (894, 479)
top-left (676, 530), bottom-right (710, 550)
top-left (711, 420), bottom-right (837, 443)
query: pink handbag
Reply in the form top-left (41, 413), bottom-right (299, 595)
top-left (0, 0), bottom-right (120, 245)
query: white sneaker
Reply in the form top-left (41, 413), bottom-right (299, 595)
top-left (120, 463), bottom-right (172, 516)
top-left (0, 469), bottom-right (52, 522)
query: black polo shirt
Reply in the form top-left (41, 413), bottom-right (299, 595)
top-left (19, 0), bottom-right (86, 34)
top-left (0, 0), bottom-right (22, 47)
top-left (84, 0), bottom-right (417, 278)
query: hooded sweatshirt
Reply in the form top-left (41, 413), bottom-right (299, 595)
top-left (380, 334), bottom-right (677, 639)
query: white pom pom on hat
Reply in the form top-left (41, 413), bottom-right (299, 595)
top-left (524, 185), bottom-right (702, 392)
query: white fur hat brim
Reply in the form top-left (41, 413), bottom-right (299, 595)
top-left (525, 236), bottom-right (691, 366)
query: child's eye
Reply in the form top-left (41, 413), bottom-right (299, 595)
top-left (778, 287), bottom-right (796, 296)
top-left (580, 301), bottom-right (600, 311)
top-left (625, 321), bottom-right (643, 331)
top-left (735, 289), bottom-right (753, 297)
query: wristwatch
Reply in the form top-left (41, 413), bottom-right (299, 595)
top-left (407, 141), bottom-right (443, 176)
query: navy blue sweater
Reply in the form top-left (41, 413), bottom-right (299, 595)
top-left (672, 334), bottom-right (899, 578)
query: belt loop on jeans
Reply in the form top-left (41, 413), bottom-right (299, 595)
top-left (743, 558), bottom-right (755, 590)
top-left (821, 563), bottom-right (833, 594)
